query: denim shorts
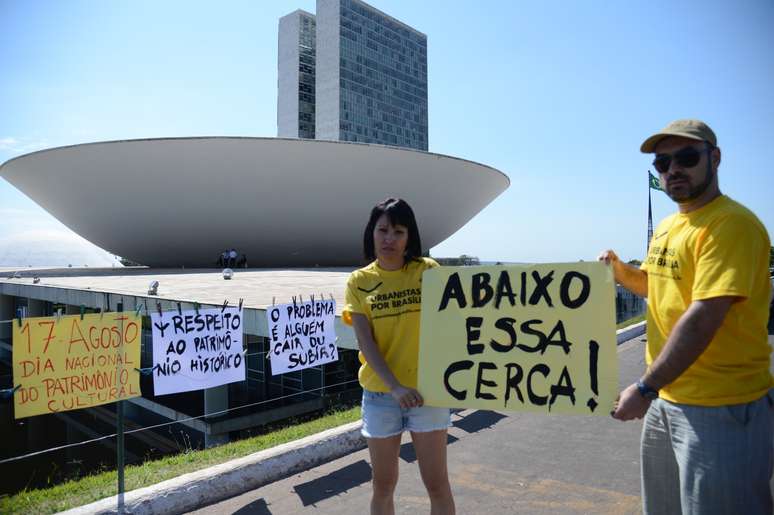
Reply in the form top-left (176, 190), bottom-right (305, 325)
top-left (361, 389), bottom-right (451, 439)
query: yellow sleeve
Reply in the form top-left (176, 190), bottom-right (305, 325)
top-left (342, 273), bottom-right (364, 326)
top-left (424, 257), bottom-right (440, 269)
top-left (692, 215), bottom-right (767, 301)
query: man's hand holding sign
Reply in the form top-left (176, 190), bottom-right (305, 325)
top-left (418, 262), bottom-right (618, 414)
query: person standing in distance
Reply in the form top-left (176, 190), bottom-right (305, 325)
top-left (600, 119), bottom-right (772, 514)
top-left (343, 197), bottom-right (455, 515)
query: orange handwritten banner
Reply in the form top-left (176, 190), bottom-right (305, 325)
top-left (12, 313), bottom-right (141, 418)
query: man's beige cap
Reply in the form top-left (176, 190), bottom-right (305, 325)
top-left (640, 119), bottom-right (717, 153)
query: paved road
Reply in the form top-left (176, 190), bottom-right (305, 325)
top-left (189, 335), bottom-right (650, 515)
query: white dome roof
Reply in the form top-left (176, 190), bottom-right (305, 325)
top-left (0, 137), bottom-right (509, 267)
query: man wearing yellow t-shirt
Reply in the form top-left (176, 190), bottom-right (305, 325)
top-left (600, 119), bottom-right (772, 515)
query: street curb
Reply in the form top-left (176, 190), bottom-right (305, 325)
top-left (616, 320), bottom-right (646, 345)
top-left (59, 420), bottom-right (366, 515)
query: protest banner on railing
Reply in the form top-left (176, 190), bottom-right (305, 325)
top-left (418, 262), bottom-right (618, 415)
top-left (151, 307), bottom-right (245, 395)
top-left (266, 298), bottom-right (337, 375)
top-left (12, 313), bottom-right (141, 418)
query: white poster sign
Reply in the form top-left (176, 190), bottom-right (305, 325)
top-left (266, 299), bottom-right (338, 375)
top-left (151, 307), bottom-right (245, 395)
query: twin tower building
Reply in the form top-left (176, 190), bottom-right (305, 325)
top-left (278, 0), bottom-right (428, 151)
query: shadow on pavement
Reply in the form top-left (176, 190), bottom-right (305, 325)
top-left (232, 498), bottom-right (272, 514)
top-left (453, 410), bottom-right (507, 434)
top-left (294, 459), bottom-right (373, 506)
top-left (399, 433), bottom-right (459, 463)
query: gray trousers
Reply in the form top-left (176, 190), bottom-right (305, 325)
top-left (641, 392), bottom-right (773, 515)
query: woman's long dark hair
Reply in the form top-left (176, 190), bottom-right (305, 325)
top-left (363, 197), bottom-right (422, 264)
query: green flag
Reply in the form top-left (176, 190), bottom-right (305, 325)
top-left (648, 171), bottom-right (663, 191)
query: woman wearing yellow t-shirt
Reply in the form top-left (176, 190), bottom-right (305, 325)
top-left (343, 197), bottom-right (455, 515)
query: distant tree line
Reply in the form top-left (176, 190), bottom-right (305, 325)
top-left (434, 255), bottom-right (481, 266)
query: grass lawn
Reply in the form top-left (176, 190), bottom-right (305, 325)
top-left (1, 405), bottom-right (361, 515)
top-left (617, 313), bottom-right (645, 329)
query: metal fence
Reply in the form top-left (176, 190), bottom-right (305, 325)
top-left (615, 285), bottom-right (646, 324)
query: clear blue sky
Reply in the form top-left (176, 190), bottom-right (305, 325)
top-left (1, 0), bottom-right (772, 266)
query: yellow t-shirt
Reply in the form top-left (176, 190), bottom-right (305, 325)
top-left (641, 195), bottom-right (772, 405)
top-left (342, 257), bottom-right (438, 392)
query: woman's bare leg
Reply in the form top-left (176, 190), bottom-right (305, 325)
top-left (367, 434), bottom-right (402, 515)
top-left (412, 429), bottom-right (455, 515)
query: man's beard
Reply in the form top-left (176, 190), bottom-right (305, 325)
top-left (666, 160), bottom-right (714, 203)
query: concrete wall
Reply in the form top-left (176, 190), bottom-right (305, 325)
top-left (204, 386), bottom-right (230, 447)
top-left (27, 298), bottom-right (47, 316)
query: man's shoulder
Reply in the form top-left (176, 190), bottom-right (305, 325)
top-left (710, 196), bottom-right (769, 239)
top-left (718, 196), bottom-right (763, 219)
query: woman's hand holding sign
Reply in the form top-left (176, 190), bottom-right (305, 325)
top-left (391, 384), bottom-right (424, 409)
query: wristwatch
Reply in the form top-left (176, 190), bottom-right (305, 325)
top-left (636, 380), bottom-right (659, 400)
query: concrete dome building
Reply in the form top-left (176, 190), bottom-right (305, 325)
top-left (0, 137), bottom-right (509, 267)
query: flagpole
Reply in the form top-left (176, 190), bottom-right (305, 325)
top-left (647, 170), bottom-right (654, 253)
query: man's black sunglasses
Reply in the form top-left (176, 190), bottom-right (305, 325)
top-left (653, 145), bottom-right (711, 175)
